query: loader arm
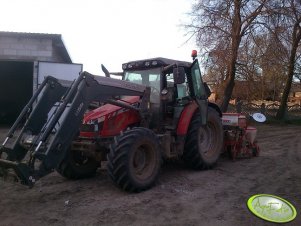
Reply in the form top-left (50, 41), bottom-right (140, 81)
top-left (0, 72), bottom-right (150, 187)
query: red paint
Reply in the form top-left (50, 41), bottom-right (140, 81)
top-left (102, 109), bottom-right (140, 136)
top-left (83, 96), bottom-right (140, 123)
top-left (80, 96), bottom-right (141, 137)
top-left (176, 101), bottom-right (198, 136)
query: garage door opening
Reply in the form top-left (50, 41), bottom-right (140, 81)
top-left (0, 61), bottom-right (33, 124)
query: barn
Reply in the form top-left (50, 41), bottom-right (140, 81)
top-left (0, 31), bottom-right (80, 123)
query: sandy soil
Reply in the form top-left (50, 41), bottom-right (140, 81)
top-left (0, 124), bottom-right (301, 226)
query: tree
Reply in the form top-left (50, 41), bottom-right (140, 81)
top-left (256, 33), bottom-right (288, 101)
top-left (272, 0), bottom-right (301, 119)
top-left (203, 41), bottom-right (229, 101)
top-left (186, 0), bottom-right (268, 112)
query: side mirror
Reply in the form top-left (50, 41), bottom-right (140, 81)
top-left (173, 67), bottom-right (185, 84)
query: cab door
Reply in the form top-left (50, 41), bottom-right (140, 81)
top-left (189, 59), bottom-right (208, 125)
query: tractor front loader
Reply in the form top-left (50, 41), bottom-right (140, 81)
top-left (0, 52), bottom-right (224, 192)
top-left (0, 72), bottom-right (150, 187)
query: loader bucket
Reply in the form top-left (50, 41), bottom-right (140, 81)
top-left (0, 158), bottom-right (35, 187)
top-left (0, 75), bottom-right (70, 187)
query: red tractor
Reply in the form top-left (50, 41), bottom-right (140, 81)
top-left (0, 52), bottom-right (223, 192)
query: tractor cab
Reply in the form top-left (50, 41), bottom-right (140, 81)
top-left (121, 54), bottom-right (209, 130)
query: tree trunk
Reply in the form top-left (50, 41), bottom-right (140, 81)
top-left (220, 60), bottom-right (236, 112)
top-left (276, 23), bottom-right (301, 119)
top-left (220, 0), bottom-right (242, 113)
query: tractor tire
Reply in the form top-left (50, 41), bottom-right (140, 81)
top-left (56, 149), bottom-right (98, 179)
top-left (107, 127), bottom-right (161, 192)
top-left (183, 107), bottom-right (223, 169)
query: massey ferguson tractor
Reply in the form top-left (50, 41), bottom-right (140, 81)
top-left (0, 52), bottom-right (223, 192)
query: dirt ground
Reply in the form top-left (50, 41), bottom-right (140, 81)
top-left (0, 123), bottom-right (301, 226)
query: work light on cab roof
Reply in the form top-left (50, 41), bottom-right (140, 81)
top-left (191, 50), bottom-right (198, 60)
top-left (122, 59), bottom-right (159, 70)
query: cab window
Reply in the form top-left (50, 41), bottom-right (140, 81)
top-left (124, 68), bottom-right (161, 103)
top-left (191, 61), bottom-right (206, 99)
top-left (166, 73), bottom-right (189, 99)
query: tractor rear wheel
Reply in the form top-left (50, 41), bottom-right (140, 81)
top-left (107, 128), bottom-right (161, 192)
top-left (183, 107), bottom-right (223, 169)
top-left (56, 149), bottom-right (98, 179)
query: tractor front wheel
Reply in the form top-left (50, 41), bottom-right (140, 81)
top-left (107, 128), bottom-right (161, 192)
top-left (56, 149), bottom-right (99, 179)
top-left (183, 107), bottom-right (223, 169)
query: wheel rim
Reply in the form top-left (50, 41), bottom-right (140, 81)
top-left (72, 150), bottom-right (90, 166)
top-left (131, 143), bottom-right (156, 181)
top-left (198, 122), bottom-right (218, 158)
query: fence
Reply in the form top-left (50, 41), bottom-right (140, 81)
top-left (227, 102), bottom-right (301, 119)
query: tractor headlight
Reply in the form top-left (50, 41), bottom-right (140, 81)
top-left (81, 117), bottom-right (105, 133)
top-left (80, 124), bottom-right (95, 132)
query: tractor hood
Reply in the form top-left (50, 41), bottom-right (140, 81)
top-left (83, 96), bottom-right (140, 123)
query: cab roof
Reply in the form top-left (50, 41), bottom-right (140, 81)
top-left (122, 57), bottom-right (192, 71)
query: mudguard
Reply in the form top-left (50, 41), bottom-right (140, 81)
top-left (177, 101), bottom-right (222, 136)
top-left (176, 101), bottom-right (199, 136)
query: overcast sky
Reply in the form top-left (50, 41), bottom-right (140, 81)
top-left (1, 0), bottom-right (197, 74)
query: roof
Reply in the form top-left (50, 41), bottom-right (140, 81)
top-left (124, 57), bottom-right (192, 67)
top-left (122, 57), bottom-right (192, 71)
top-left (0, 31), bottom-right (72, 63)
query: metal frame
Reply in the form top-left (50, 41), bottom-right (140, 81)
top-left (0, 72), bottom-right (149, 186)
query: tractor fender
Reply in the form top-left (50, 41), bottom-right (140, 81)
top-left (176, 101), bottom-right (199, 136)
top-left (176, 101), bottom-right (222, 136)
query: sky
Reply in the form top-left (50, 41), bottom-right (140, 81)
top-left (1, 0), bottom-right (197, 74)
